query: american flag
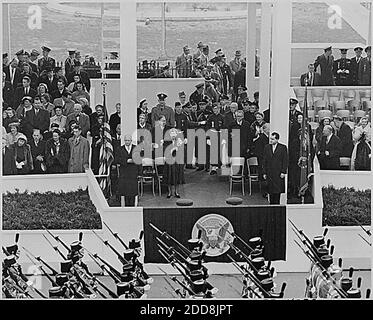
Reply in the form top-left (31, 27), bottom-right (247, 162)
top-left (98, 82), bottom-right (114, 197)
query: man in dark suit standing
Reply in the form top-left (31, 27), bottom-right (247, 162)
top-left (13, 76), bottom-right (37, 108)
top-left (263, 132), bottom-right (288, 205)
top-left (67, 62), bottom-right (91, 92)
top-left (65, 103), bottom-right (90, 138)
top-left (228, 110), bottom-right (251, 159)
top-left (358, 46), bottom-right (371, 86)
top-left (333, 115), bottom-right (353, 158)
top-left (314, 46), bottom-right (335, 86)
top-left (29, 128), bottom-right (46, 174)
top-left (300, 63), bottom-right (321, 86)
top-left (4, 58), bottom-right (23, 90)
top-left (317, 125), bottom-right (342, 170)
top-left (350, 46), bottom-right (364, 85)
top-left (38, 66), bottom-right (58, 93)
top-left (50, 79), bottom-right (68, 101)
top-left (175, 45), bottom-right (193, 78)
top-left (22, 96), bottom-right (50, 139)
top-left (233, 61), bottom-right (246, 101)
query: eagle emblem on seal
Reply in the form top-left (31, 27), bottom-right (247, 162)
top-left (191, 214), bottom-right (234, 257)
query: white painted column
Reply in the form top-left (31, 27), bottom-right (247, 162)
top-left (258, 2), bottom-right (272, 113)
top-left (246, 2), bottom-right (257, 97)
top-left (270, 1), bottom-right (292, 205)
top-left (120, 1), bottom-right (138, 207)
top-left (120, 1), bottom-right (138, 142)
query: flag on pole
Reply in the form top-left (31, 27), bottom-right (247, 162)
top-left (298, 83), bottom-right (313, 197)
top-left (98, 82), bottom-right (114, 197)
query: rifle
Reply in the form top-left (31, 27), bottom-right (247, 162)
top-left (22, 246), bottom-right (59, 276)
top-left (157, 266), bottom-right (185, 298)
top-left (42, 226), bottom-right (70, 252)
top-left (23, 250), bottom-right (57, 287)
top-left (103, 221), bottom-right (129, 249)
top-left (42, 234), bottom-right (68, 260)
top-left (86, 250), bottom-right (121, 283)
top-left (219, 222), bottom-right (255, 254)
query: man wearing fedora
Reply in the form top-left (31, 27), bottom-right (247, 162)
top-left (350, 46), bottom-right (364, 85)
top-left (314, 46), bottom-right (335, 86)
top-left (176, 45), bottom-right (193, 78)
top-left (358, 46), bottom-right (371, 86)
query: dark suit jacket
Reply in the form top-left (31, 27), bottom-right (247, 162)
top-left (4, 65), bottom-right (23, 90)
top-left (350, 56), bottom-right (363, 85)
top-left (336, 122), bottom-right (353, 157)
top-left (358, 57), bottom-right (371, 86)
top-left (300, 72), bottom-right (321, 86)
top-left (13, 86), bottom-right (37, 108)
top-left (3, 81), bottom-right (14, 108)
top-left (50, 88), bottom-right (68, 101)
top-left (314, 54), bottom-right (334, 86)
top-left (38, 75), bottom-right (59, 93)
top-left (116, 145), bottom-right (141, 196)
top-left (65, 112), bottom-right (90, 137)
top-left (23, 108), bottom-right (50, 138)
top-left (29, 139), bottom-right (46, 173)
top-left (67, 71), bottom-right (91, 92)
top-left (263, 143), bottom-right (288, 194)
top-left (228, 120), bottom-right (252, 157)
top-left (317, 134), bottom-right (342, 170)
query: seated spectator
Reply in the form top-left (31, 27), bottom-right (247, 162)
top-left (50, 105), bottom-right (67, 133)
top-left (6, 134), bottom-right (34, 175)
top-left (3, 106), bottom-right (19, 133)
top-left (351, 116), bottom-right (371, 171)
top-left (5, 122), bottom-right (22, 147)
top-left (16, 96), bottom-right (33, 122)
top-left (77, 97), bottom-right (92, 116)
top-left (109, 102), bottom-right (121, 137)
top-left (90, 104), bottom-right (105, 134)
top-left (29, 128), bottom-right (46, 174)
top-left (3, 72), bottom-right (14, 108)
top-left (333, 115), bottom-right (354, 158)
top-left (68, 125), bottom-right (90, 173)
top-left (40, 93), bottom-right (55, 117)
top-left (50, 79), bottom-right (68, 101)
top-left (317, 124), bottom-right (342, 170)
top-left (65, 103), bottom-right (90, 138)
top-left (20, 63), bottom-right (38, 89)
top-left (45, 129), bottom-right (70, 173)
top-left (14, 76), bottom-right (37, 109)
top-left (37, 83), bottom-right (49, 96)
top-left (71, 81), bottom-right (90, 105)
top-left (56, 90), bottom-right (75, 116)
top-left (68, 62), bottom-right (91, 92)
top-left (22, 95), bottom-right (50, 140)
top-left (67, 73), bottom-right (82, 92)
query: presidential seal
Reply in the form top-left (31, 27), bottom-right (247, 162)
top-left (191, 214), bottom-right (234, 257)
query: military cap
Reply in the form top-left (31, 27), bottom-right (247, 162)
top-left (128, 238), bottom-right (141, 249)
top-left (183, 45), bottom-right (190, 50)
top-left (5, 105), bottom-right (13, 111)
top-left (187, 238), bottom-right (201, 250)
top-left (22, 75), bottom-right (31, 82)
top-left (4, 255), bottom-right (17, 267)
top-left (21, 96), bottom-right (33, 103)
top-left (261, 278), bottom-right (274, 291)
top-left (192, 279), bottom-right (206, 293)
top-left (250, 248), bottom-right (263, 259)
top-left (248, 236), bottom-right (262, 249)
top-left (347, 288), bottom-right (361, 298)
top-left (340, 48), bottom-right (348, 53)
top-left (251, 257), bottom-right (265, 270)
top-left (70, 240), bottom-right (83, 252)
top-left (178, 91), bottom-right (186, 97)
top-left (15, 49), bottom-right (25, 56)
top-left (68, 49), bottom-right (76, 54)
top-left (190, 270), bottom-right (204, 282)
top-left (31, 49), bottom-right (40, 56)
top-left (256, 269), bottom-right (271, 281)
top-left (365, 45), bottom-right (371, 52)
top-left (187, 259), bottom-right (202, 271)
top-left (199, 98), bottom-right (209, 106)
top-left (123, 249), bottom-right (135, 261)
top-left (195, 82), bottom-right (204, 89)
top-left (341, 278), bottom-right (353, 292)
top-left (235, 50), bottom-right (242, 56)
top-left (6, 244), bottom-right (18, 255)
top-left (215, 48), bottom-right (222, 54)
top-left (197, 41), bottom-right (204, 48)
top-left (320, 255), bottom-right (333, 269)
top-left (156, 93), bottom-right (167, 101)
top-left (8, 121), bottom-right (20, 128)
top-left (324, 46), bottom-right (332, 52)
top-left (237, 85), bottom-right (247, 91)
top-left (120, 272), bottom-right (134, 283)
top-left (354, 46), bottom-right (363, 51)
top-left (290, 98), bottom-right (298, 105)
top-left (117, 282), bottom-right (131, 296)
top-left (122, 263), bottom-right (135, 273)
top-left (60, 260), bottom-right (72, 273)
top-left (24, 51), bottom-right (30, 57)
top-left (41, 46), bottom-right (51, 52)
top-left (55, 273), bottom-right (69, 286)
top-left (313, 235), bottom-right (325, 248)
top-left (49, 286), bottom-right (64, 298)
top-left (175, 101), bottom-right (181, 107)
top-left (189, 251), bottom-right (203, 261)
top-left (3, 53), bottom-right (8, 59)
top-left (317, 247), bottom-right (329, 258)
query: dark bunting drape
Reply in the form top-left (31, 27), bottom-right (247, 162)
top-left (143, 206), bottom-right (286, 263)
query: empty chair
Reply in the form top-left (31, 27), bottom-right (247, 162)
top-left (317, 109), bottom-right (332, 121)
top-left (140, 158), bottom-right (155, 196)
top-left (359, 90), bottom-right (371, 103)
top-left (311, 88), bottom-right (326, 104)
top-left (307, 109), bottom-right (315, 122)
top-left (229, 157), bottom-right (245, 196)
top-left (246, 157), bottom-right (261, 195)
top-left (342, 89), bottom-right (356, 103)
top-left (339, 157), bottom-right (351, 170)
top-left (354, 110), bottom-right (366, 122)
top-left (347, 99), bottom-right (361, 112)
top-left (154, 157), bottom-right (165, 196)
top-left (362, 100), bottom-right (371, 111)
top-left (336, 109), bottom-right (351, 121)
top-left (327, 89), bottom-right (342, 104)
top-left (332, 101), bottom-right (346, 113)
top-left (314, 99), bottom-right (327, 111)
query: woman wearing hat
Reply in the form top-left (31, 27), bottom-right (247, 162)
top-left (315, 116), bottom-right (332, 153)
top-left (137, 99), bottom-right (151, 126)
top-left (5, 122), bottom-right (22, 147)
top-left (15, 95), bottom-right (33, 119)
top-left (351, 116), bottom-right (371, 171)
top-left (37, 83), bottom-right (49, 96)
top-left (3, 107), bottom-right (19, 133)
top-left (45, 129), bottom-right (70, 173)
top-left (40, 93), bottom-right (55, 117)
top-left (6, 134), bottom-right (33, 175)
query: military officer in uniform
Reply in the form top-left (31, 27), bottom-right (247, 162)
top-left (38, 46), bottom-right (56, 76)
top-left (64, 49), bottom-right (76, 78)
top-left (358, 46), bottom-right (371, 86)
top-left (350, 46), bottom-right (364, 85)
top-left (333, 49), bottom-right (352, 86)
top-left (189, 83), bottom-right (204, 108)
top-left (314, 46), bottom-right (335, 86)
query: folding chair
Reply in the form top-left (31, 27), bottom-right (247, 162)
top-left (246, 157), bottom-right (261, 196)
top-left (347, 99), bottom-right (361, 112)
top-left (154, 157), bottom-right (165, 196)
top-left (314, 99), bottom-right (327, 111)
top-left (140, 158), bottom-right (155, 196)
top-left (229, 157), bottom-right (245, 196)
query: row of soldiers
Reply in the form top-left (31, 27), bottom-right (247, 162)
top-left (2, 224), bottom-right (152, 299)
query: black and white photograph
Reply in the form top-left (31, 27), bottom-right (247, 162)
top-left (1, 0), bottom-right (372, 310)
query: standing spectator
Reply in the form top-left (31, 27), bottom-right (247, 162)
top-left (189, 83), bottom-right (204, 107)
top-left (50, 105), bottom-right (67, 133)
top-left (22, 96), bottom-right (50, 140)
top-left (218, 55), bottom-right (233, 95)
top-left (116, 134), bottom-right (140, 206)
top-left (45, 129), bottom-right (70, 173)
top-left (175, 45), bottom-right (193, 78)
top-left (39, 66), bottom-right (58, 93)
top-left (358, 46), bottom-right (371, 86)
top-left (90, 114), bottom-right (104, 174)
top-left (174, 102), bottom-right (188, 139)
top-left (300, 63), bottom-right (321, 86)
top-left (350, 46), bottom-right (364, 85)
top-left (262, 132), bottom-right (288, 204)
top-left (229, 50), bottom-right (244, 77)
top-left (333, 49), bottom-right (352, 86)
top-left (64, 49), bottom-right (76, 78)
top-left (314, 46), bottom-right (335, 86)
top-left (71, 81), bottom-right (90, 104)
top-left (224, 102), bottom-right (238, 129)
top-left (233, 61), bottom-right (246, 101)
top-left (29, 49), bottom-right (40, 75)
top-left (253, 122), bottom-right (270, 197)
top-left (7, 134), bottom-right (34, 175)
top-left (243, 101), bottom-right (257, 126)
top-left (315, 117), bottom-right (332, 153)
top-left (151, 93), bottom-right (175, 127)
top-left (50, 79), bottom-right (68, 101)
top-left (20, 63), bottom-right (38, 89)
top-left (68, 125), bottom-right (90, 173)
top-left (29, 129), bottom-right (46, 174)
top-left (3, 72), bottom-right (14, 108)
top-left (193, 41), bottom-right (204, 62)
top-left (65, 104), bottom-right (90, 138)
top-left (14, 76), bottom-right (37, 108)
top-left (317, 125), bottom-right (342, 170)
top-left (109, 102), bottom-right (121, 137)
top-left (351, 116), bottom-right (371, 171)
top-left (289, 98), bottom-right (302, 127)
top-left (250, 112), bottom-right (267, 150)
top-left (219, 94), bottom-right (231, 114)
top-left (333, 115), bottom-right (353, 158)
top-left (38, 46), bottom-right (56, 76)
top-left (228, 110), bottom-right (251, 159)
top-left (89, 104), bottom-right (105, 134)
top-left (137, 99), bottom-right (151, 126)
top-left (4, 57), bottom-right (22, 90)
top-left (69, 61), bottom-right (91, 92)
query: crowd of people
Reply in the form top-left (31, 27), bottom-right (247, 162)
top-left (1, 46), bottom-right (116, 176)
top-left (300, 46), bottom-right (371, 86)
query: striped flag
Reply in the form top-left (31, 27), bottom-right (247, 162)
top-left (98, 83), bottom-right (114, 197)
top-left (298, 84), bottom-right (313, 197)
